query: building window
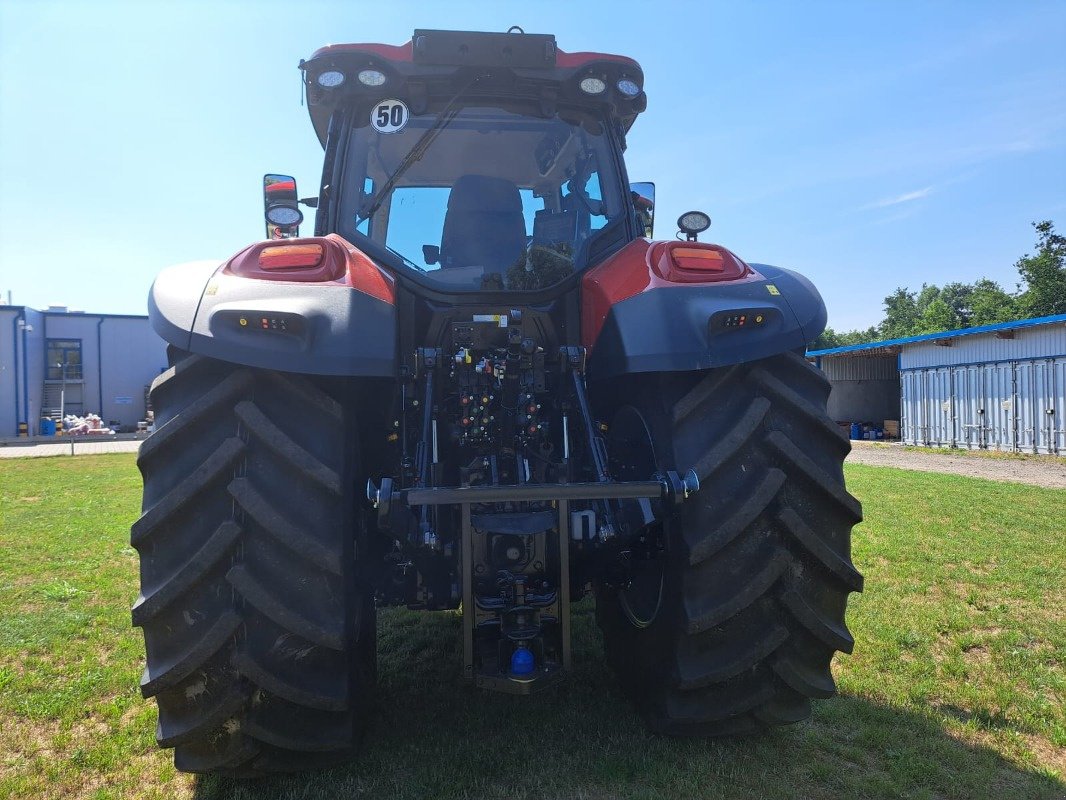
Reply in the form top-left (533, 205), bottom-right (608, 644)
top-left (46, 339), bottom-right (83, 380)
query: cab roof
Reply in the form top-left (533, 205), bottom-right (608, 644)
top-left (300, 29), bottom-right (646, 146)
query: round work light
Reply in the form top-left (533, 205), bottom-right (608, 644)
top-left (357, 69), bottom-right (386, 87)
top-left (316, 70), bottom-right (346, 88)
top-left (579, 77), bottom-right (607, 95)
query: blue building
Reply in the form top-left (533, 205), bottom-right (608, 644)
top-left (0, 304), bottom-right (168, 437)
top-left (808, 314), bottom-right (1066, 454)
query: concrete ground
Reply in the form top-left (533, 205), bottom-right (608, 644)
top-left (0, 437), bottom-right (142, 458)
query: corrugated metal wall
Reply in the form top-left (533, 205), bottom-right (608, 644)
top-left (901, 323), bottom-right (1066, 369)
top-left (820, 354), bottom-right (898, 381)
top-left (901, 356), bottom-right (1066, 454)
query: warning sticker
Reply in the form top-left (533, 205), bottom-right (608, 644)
top-left (473, 314), bottom-right (508, 328)
top-left (371, 99), bottom-right (409, 134)
top-left (766, 284), bottom-right (781, 296)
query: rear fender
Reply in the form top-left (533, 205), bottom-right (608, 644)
top-left (147, 235), bottom-right (398, 377)
top-left (583, 240), bottom-right (826, 379)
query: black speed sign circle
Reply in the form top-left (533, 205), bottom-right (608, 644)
top-left (371, 99), bottom-right (409, 134)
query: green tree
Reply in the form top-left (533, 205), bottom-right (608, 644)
top-left (915, 283), bottom-right (942, 317)
top-left (809, 326), bottom-right (881, 350)
top-left (938, 282), bottom-right (976, 326)
top-left (809, 327), bottom-right (844, 350)
top-left (1015, 221), bottom-right (1066, 318)
top-left (968, 278), bottom-right (1016, 326)
top-left (914, 297), bottom-right (961, 334)
top-left (881, 287), bottom-right (920, 339)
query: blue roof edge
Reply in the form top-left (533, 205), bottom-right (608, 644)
top-left (806, 313), bottom-right (1066, 357)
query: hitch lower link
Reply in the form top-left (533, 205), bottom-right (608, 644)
top-left (366, 469), bottom-right (699, 522)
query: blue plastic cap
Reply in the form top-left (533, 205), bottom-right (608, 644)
top-left (510, 644), bottom-right (535, 675)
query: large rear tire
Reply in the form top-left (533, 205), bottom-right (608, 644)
top-left (132, 353), bottom-right (375, 775)
top-left (596, 351), bottom-right (863, 734)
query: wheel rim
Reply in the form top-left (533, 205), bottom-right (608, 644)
top-left (608, 405), bottom-right (667, 629)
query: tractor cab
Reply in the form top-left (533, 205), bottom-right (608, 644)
top-left (272, 28), bottom-right (652, 292)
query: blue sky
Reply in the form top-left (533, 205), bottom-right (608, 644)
top-left (1, 1), bottom-right (1063, 331)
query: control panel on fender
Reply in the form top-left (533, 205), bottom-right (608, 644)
top-left (709, 308), bottom-right (777, 333)
top-left (220, 310), bottom-right (306, 336)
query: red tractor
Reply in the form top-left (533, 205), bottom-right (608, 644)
top-left (133, 28), bottom-right (862, 775)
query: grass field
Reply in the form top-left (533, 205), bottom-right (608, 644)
top-left (0, 454), bottom-right (1063, 799)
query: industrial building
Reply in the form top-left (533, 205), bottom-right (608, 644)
top-left (0, 305), bottom-right (168, 438)
top-left (808, 313), bottom-right (1066, 455)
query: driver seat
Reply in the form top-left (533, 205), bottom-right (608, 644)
top-left (440, 175), bottom-right (526, 271)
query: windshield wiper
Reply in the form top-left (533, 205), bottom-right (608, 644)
top-left (385, 243), bottom-right (425, 272)
top-left (357, 78), bottom-right (478, 223)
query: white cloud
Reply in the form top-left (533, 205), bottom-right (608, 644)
top-left (864, 186), bottom-right (934, 210)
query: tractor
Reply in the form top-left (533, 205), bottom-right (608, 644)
top-left (132, 27), bottom-right (863, 775)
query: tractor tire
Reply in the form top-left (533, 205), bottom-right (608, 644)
top-left (131, 353), bottom-right (375, 775)
top-left (596, 351), bottom-right (863, 735)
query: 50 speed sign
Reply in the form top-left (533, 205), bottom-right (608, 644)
top-left (371, 99), bottom-right (409, 134)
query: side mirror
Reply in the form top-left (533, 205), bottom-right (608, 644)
top-left (422, 244), bottom-right (440, 265)
top-left (630, 181), bottom-right (655, 238)
top-left (263, 174), bottom-right (302, 239)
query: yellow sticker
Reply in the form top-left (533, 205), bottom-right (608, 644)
top-left (766, 284), bottom-right (780, 296)
top-left (205, 280), bottom-right (219, 296)
top-left (473, 314), bottom-right (508, 328)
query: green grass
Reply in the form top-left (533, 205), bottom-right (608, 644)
top-left (0, 454), bottom-right (1062, 799)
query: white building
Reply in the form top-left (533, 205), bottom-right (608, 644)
top-left (0, 305), bottom-right (168, 437)
top-left (808, 313), bottom-right (1066, 455)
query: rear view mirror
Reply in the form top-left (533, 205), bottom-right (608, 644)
top-left (630, 181), bottom-right (655, 238)
top-left (422, 244), bottom-right (440, 265)
top-left (264, 174), bottom-right (302, 239)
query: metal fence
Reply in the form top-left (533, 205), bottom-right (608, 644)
top-left (901, 356), bottom-right (1066, 454)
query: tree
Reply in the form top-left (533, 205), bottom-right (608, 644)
top-left (809, 328), bottom-right (844, 350)
top-left (809, 326), bottom-right (881, 350)
top-left (914, 297), bottom-right (961, 334)
top-left (881, 288), bottom-right (920, 339)
top-left (1015, 221), bottom-right (1066, 318)
top-left (968, 278), bottom-right (1016, 326)
top-left (938, 282), bottom-right (976, 326)
top-left (915, 284), bottom-right (942, 317)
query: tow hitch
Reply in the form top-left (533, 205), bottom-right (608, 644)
top-left (368, 471), bottom-right (698, 693)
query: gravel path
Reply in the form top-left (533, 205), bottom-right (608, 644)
top-left (846, 441), bottom-right (1066, 489)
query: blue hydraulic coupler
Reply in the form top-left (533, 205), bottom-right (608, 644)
top-left (511, 642), bottom-right (535, 675)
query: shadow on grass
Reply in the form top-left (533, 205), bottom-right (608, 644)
top-left (192, 605), bottom-right (1062, 800)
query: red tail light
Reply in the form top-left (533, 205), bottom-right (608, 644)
top-left (652, 241), bottom-right (750, 283)
top-left (671, 247), bottom-right (726, 271)
top-left (226, 235), bottom-right (395, 303)
top-left (258, 243), bottom-right (324, 270)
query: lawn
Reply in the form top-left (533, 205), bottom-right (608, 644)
top-left (0, 454), bottom-right (1062, 799)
